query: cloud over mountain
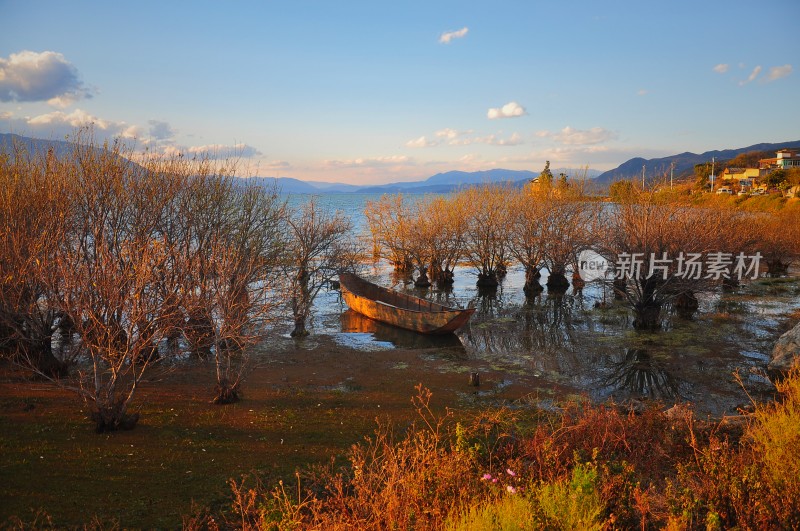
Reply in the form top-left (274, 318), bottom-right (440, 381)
top-left (537, 126), bottom-right (615, 145)
top-left (0, 50), bottom-right (93, 106)
top-left (148, 120), bottom-right (175, 140)
top-left (187, 143), bottom-right (262, 159)
top-left (18, 108), bottom-right (140, 139)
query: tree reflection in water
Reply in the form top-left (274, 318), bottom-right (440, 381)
top-left (602, 348), bottom-right (682, 400)
top-left (459, 287), bottom-right (593, 382)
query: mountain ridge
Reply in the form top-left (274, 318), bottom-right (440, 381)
top-left (6, 133), bottom-right (797, 194)
top-left (595, 141), bottom-right (800, 185)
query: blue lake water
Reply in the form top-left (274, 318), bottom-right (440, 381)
top-left (278, 193), bottom-right (800, 415)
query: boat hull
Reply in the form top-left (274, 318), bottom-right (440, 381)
top-left (339, 273), bottom-right (474, 335)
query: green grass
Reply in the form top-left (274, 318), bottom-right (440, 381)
top-left (0, 381), bottom-right (381, 528)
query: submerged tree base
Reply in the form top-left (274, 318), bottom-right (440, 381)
top-left (523, 280), bottom-right (544, 295)
top-left (633, 303), bottom-right (663, 330)
top-left (477, 272), bottom-right (499, 287)
top-left (546, 272), bottom-right (570, 292)
top-left (414, 270), bottom-right (431, 288)
top-left (674, 291), bottom-right (699, 319)
top-left (432, 267), bottom-right (455, 287)
top-left (290, 327), bottom-right (309, 338)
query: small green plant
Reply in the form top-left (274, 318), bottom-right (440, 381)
top-left (535, 461), bottom-right (606, 530)
top-left (446, 494), bottom-right (534, 531)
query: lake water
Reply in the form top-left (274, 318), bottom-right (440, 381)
top-left (279, 193), bottom-right (799, 416)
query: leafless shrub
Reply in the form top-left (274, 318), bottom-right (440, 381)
top-left (284, 198), bottom-right (358, 337)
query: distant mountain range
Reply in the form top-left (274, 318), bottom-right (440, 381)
top-left (5, 133), bottom-right (797, 194)
top-left (594, 141), bottom-right (800, 185)
top-left (250, 168), bottom-right (604, 194)
top-left (1, 133), bottom-right (75, 159)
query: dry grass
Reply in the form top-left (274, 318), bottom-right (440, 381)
top-left (207, 371), bottom-right (800, 530)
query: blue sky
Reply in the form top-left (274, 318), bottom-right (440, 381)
top-left (1, 0), bottom-right (798, 184)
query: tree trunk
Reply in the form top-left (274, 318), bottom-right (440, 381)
top-left (673, 290), bottom-right (699, 319)
top-left (633, 278), bottom-right (663, 329)
top-left (213, 378), bottom-right (240, 404)
top-left (496, 262), bottom-right (508, 279)
top-left (572, 270), bottom-right (586, 291)
top-left (185, 314), bottom-right (214, 357)
top-left (290, 316), bottom-right (309, 338)
top-left (546, 269), bottom-right (570, 292)
top-left (414, 267), bottom-right (431, 288)
top-left (633, 302), bottom-right (662, 330)
top-left (523, 266), bottom-right (543, 295)
top-left (613, 279), bottom-right (627, 300)
top-left (431, 264), bottom-right (455, 287)
top-left (25, 337), bottom-right (68, 379)
top-left (291, 270), bottom-right (311, 338)
top-left (766, 259), bottom-right (789, 277)
top-left (91, 400), bottom-right (139, 432)
top-left (477, 271), bottom-right (499, 287)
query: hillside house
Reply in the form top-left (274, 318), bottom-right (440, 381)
top-left (721, 167), bottom-right (760, 189)
top-left (759, 148), bottom-right (800, 172)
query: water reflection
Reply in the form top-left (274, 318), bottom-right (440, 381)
top-left (462, 290), bottom-right (582, 357)
top-left (601, 348), bottom-right (682, 400)
top-left (339, 309), bottom-right (466, 351)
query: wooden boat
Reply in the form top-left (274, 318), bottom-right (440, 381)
top-left (338, 273), bottom-right (475, 335)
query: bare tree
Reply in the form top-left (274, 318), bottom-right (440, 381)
top-left (459, 185), bottom-right (512, 287)
top-left (181, 180), bottom-right (286, 403)
top-left (284, 199), bottom-right (358, 337)
top-left (538, 188), bottom-right (597, 291)
top-left (508, 185), bottom-right (548, 294)
top-left (0, 144), bottom-right (74, 377)
top-left (3, 129), bottom-right (288, 426)
top-left (399, 196), bottom-right (465, 288)
top-left (423, 195), bottom-right (467, 287)
top-left (598, 191), bottom-right (751, 329)
top-left (364, 194), bottom-right (414, 272)
top-left (757, 208), bottom-right (800, 276)
top-left (50, 135), bottom-right (184, 431)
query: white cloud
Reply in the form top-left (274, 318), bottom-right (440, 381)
top-left (324, 155), bottom-right (412, 169)
top-left (637, 89), bottom-right (649, 96)
top-left (543, 126), bottom-right (615, 145)
top-left (473, 132), bottom-right (524, 146)
top-left (148, 119), bottom-right (175, 141)
top-left (187, 143), bottom-right (262, 159)
top-left (739, 65), bottom-right (762, 86)
top-left (47, 94), bottom-right (81, 108)
top-left (20, 108), bottom-right (141, 138)
top-left (435, 128), bottom-right (471, 140)
top-left (487, 101), bottom-right (527, 120)
top-left (439, 27), bottom-right (468, 44)
top-left (405, 135), bottom-right (438, 148)
top-left (0, 50), bottom-right (93, 105)
top-left (767, 64), bottom-right (792, 82)
top-left (713, 63), bottom-right (729, 74)
top-left (261, 160), bottom-right (291, 170)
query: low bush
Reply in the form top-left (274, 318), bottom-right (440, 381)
top-left (199, 371), bottom-right (800, 529)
